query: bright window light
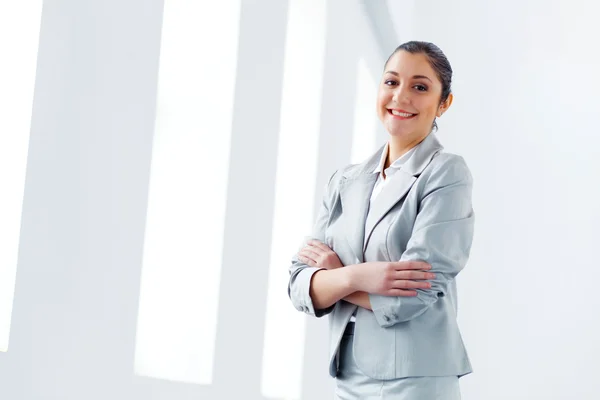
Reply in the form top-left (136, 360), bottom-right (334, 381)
top-left (260, 1), bottom-right (327, 399)
top-left (133, 0), bottom-right (241, 384)
top-left (351, 57), bottom-right (379, 164)
top-left (0, 1), bottom-right (44, 353)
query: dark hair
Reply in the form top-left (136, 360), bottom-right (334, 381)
top-left (385, 41), bottom-right (453, 132)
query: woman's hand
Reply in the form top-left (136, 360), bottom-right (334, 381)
top-left (297, 239), bottom-right (344, 270)
top-left (347, 261), bottom-right (434, 297)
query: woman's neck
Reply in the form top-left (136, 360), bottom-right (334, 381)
top-left (384, 133), bottom-right (427, 169)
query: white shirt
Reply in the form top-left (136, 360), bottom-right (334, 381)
top-left (350, 142), bottom-right (417, 321)
top-left (370, 142), bottom-right (417, 203)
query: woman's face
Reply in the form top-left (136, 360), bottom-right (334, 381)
top-left (376, 50), bottom-right (452, 142)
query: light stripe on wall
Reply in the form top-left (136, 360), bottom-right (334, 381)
top-left (260, 0), bottom-right (327, 399)
top-left (134, 0), bottom-right (241, 384)
top-left (351, 57), bottom-right (379, 164)
top-left (0, 1), bottom-right (44, 353)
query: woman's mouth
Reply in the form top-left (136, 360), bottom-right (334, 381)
top-left (388, 109), bottom-right (417, 120)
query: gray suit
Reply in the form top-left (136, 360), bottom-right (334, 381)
top-left (288, 132), bottom-right (475, 380)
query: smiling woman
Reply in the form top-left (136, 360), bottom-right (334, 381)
top-left (377, 42), bottom-right (454, 164)
top-left (289, 41), bottom-right (474, 400)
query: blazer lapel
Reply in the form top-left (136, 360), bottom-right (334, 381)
top-left (336, 132), bottom-right (444, 261)
top-left (363, 170), bottom-right (416, 252)
top-left (362, 133), bottom-right (445, 252)
top-left (339, 174), bottom-right (378, 263)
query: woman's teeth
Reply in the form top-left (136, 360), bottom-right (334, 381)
top-left (390, 110), bottom-right (416, 117)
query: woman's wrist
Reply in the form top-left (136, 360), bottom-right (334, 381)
top-left (343, 264), bottom-right (361, 292)
top-left (343, 291), bottom-right (372, 310)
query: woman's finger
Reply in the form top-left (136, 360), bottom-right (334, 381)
top-left (394, 270), bottom-right (435, 281)
top-left (391, 261), bottom-right (431, 271)
top-left (386, 288), bottom-right (418, 297)
top-left (308, 239), bottom-right (331, 252)
top-left (297, 254), bottom-right (317, 267)
top-left (299, 248), bottom-right (321, 260)
top-left (392, 279), bottom-right (431, 289)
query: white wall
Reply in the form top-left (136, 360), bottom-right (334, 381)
top-left (0, 0), bottom-right (387, 399)
top-left (388, 0), bottom-right (600, 399)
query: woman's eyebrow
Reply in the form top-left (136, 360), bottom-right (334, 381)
top-left (384, 71), bottom-right (432, 83)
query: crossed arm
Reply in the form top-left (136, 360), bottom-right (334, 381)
top-left (343, 291), bottom-right (372, 310)
top-left (299, 243), bottom-right (434, 311)
top-left (289, 243), bottom-right (431, 319)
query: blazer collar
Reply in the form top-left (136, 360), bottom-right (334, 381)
top-left (339, 133), bottom-right (444, 261)
top-left (342, 132), bottom-right (445, 180)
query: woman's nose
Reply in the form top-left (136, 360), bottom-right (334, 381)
top-left (392, 86), bottom-right (409, 104)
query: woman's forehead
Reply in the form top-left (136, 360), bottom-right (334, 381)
top-left (384, 52), bottom-right (438, 81)
top-left (386, 52), bottom-right (432, 72)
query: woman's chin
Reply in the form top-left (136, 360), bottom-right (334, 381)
top-left (385, 127), bottom-right (413, 138)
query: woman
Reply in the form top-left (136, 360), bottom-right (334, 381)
top-left (288, 41), bottom-right (474, 399)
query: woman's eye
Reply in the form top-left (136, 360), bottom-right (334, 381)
top-left (414, 84), bottom-right (428, 92)
top-left (384, 80), bottom-right (397, 86)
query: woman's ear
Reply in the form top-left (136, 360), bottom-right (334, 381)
top-left (437, 93), bottom-right (454, 117)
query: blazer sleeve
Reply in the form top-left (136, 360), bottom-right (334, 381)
top-left (369, 155), bottom-right (475, 328)
top-left (287, 169), bottom-right (339, 318)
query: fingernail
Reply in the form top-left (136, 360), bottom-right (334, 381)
top-left (429, 273), bottom-right (436, 279)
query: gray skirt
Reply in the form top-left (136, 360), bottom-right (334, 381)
top-left (335, 323), bottom-right (462, 400)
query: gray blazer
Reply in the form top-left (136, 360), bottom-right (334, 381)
top-left (288, 132), bottom-right (475, 379)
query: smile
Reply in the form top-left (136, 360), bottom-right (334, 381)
top-left (388, 109), bottom-right (417, 119)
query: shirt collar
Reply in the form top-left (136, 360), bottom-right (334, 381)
top-left (372, 142), bottom-right (417, 175)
